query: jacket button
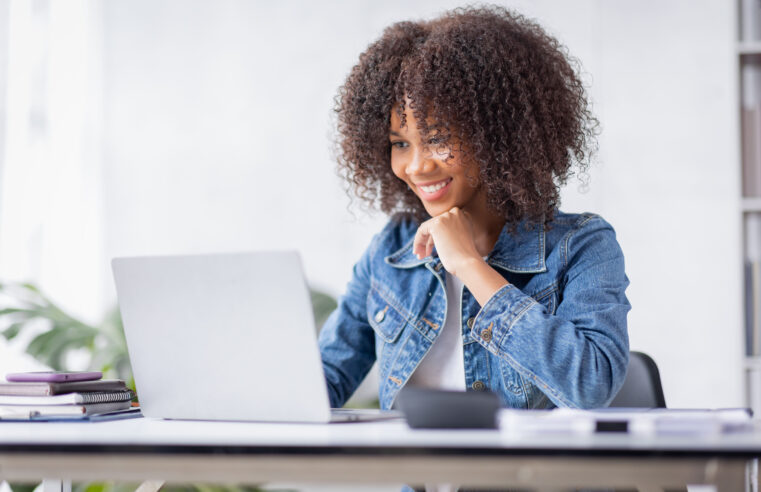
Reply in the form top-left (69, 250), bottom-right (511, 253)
top-left (374, 308), bottom-right (386, 323)
top-left (481, 327), bottom-right (492, 342)
top-left (466, 317), bottom-right (475, 329)
top-left (472, 380), bottom-right (486, 391)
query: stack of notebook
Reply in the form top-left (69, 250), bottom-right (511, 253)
top-left (0, 378), bottom-right (135, 420)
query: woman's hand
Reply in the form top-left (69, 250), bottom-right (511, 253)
top-left (414, 207), bottom-right (509, 306)
top-left (413, 207), bottom-right (482, 277)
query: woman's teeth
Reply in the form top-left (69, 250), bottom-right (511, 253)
top-left (420, 179), bottom-right (450, 193)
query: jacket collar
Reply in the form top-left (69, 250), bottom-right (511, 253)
top-left (384, 237), bottom-right (428, 269)
top-left (385, 221), bottom-right (547, 274)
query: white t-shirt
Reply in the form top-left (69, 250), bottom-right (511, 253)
top-left (408, 272), bottom-right (466, 492)
top-left (407, 272), bottom-right (466, 390)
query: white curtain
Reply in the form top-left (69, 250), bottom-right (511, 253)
top-left (0, 0), bottom-right (105, 372)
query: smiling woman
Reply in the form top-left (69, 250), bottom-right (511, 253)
top-left (319, 6), bottom-right (631, 431)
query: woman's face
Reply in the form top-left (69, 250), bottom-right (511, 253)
top-left (389, 103), bottom-right (483, 218)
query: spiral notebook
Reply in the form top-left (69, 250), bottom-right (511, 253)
top-left (0, 390), bottom-right (135, 406)
top-left (0, 379), bottom-right (128, 396)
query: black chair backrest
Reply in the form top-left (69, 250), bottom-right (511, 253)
top-left (608, 351), bottom-right (666, 408)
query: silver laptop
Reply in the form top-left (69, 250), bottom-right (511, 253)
top-left (112, 251), bottom-right (392, 423)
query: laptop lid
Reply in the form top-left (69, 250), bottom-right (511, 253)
top-left (111, 251), bottom-right (331, 423)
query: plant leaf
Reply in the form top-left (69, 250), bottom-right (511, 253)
top-left (2, 321), bottom-right (27, 341)
top-left (310, 288), bottom-right (337, 332)
top-left (8, 483), bottom-right (38, 492)
top-left (0, 307), bottom-right (38, 316)
top-left (26, 325), bottom-right (98, 370)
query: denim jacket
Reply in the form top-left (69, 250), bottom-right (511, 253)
top-left (318, 211), bottom-right (630, 410)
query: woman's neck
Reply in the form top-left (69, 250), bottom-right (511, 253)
top-left (464, 196), bottom-right (505, 257)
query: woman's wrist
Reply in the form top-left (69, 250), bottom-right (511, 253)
top-left (454, 257), bottom-right (509, 307)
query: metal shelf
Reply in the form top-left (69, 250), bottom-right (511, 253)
top-left (742, 198), bottom-right (761, 211)
top-left (745, 356), bottom-right (761, 369)
top-left (738, 42), bottom-right (761, 55)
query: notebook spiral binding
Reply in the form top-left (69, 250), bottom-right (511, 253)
top-left (79, 390), bottom-right (135, 404)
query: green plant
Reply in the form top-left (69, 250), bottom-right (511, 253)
top-left (0, 283), bottom-right (133, 386)
top-left (0, 281), bottom-right (337, 492)
top-left (310, 289), bottom-right (338, 331)
top-left (0, 282), bottom-right (337, 388)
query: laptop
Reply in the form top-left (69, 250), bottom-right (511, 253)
top-left (112, 251), bottom-right (396, 423)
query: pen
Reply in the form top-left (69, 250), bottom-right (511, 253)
top-left (595, 420), bottom-right (629, 433)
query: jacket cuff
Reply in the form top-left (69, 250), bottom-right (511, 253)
top-left (471, 283), bottom-right (540, 351)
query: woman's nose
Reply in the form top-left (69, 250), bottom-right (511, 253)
top-left (406, 149), bottom-right (437, 175)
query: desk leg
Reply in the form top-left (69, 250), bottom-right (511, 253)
top-left (135, 480), bottom-right (165, 492)
top-left (747, 458), bottom-right (759, 492)
top-left (710, 459), bottom-right (748, 492)
top-left (41, 480), bottom-right (70, 492)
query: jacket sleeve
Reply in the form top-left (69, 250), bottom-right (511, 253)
top-left (471, 216), bottom-right (631, 409)
top-left (317, 234), bottom-right (379, 408)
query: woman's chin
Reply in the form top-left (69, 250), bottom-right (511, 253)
top-left (421, 201), bottom-right (457, 217)
top-left (422, 204), bottom-right (446, 217)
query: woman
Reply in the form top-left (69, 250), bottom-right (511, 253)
top-left (319, 6), bottom-right (630, 413)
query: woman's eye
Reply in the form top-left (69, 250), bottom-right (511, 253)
top-left (390, 141), bottom-right (408, 149)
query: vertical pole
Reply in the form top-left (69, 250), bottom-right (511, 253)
top-left (41, 480), bottom-right (71, 492)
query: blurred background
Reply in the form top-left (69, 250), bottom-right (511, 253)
top-left (0, 0), bottom-right (741, 412)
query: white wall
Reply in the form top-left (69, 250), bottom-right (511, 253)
top-left (100, 0), bottom-right (612, 299)
top-left (0, 0), bottom-right (741, 408)
top-left (0, 0), bottom-right (105, 371)
top-left (593, 2), bottom-right (741, 410)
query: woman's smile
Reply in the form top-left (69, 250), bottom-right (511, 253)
top-left (415, 177), bottom-right (453, 200)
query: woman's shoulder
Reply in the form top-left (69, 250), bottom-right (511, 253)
top-left (546, 210), bottom-right (624, 266)
top-left (550, 210), bottom-right (613, 229)
top-left (546, 210), bottom-right (619, 242)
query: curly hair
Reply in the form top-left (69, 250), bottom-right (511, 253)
top-left (334, 5), bottom-right (599, 228)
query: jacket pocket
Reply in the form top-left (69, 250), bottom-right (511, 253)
top-left (367, 283), bottom-right (407, 343)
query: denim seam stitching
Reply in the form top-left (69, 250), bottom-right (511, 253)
top-left (500, 298), bottom-right (537, 349)
top-left (386, 237), bottom-right (415, 262)
top-left (517, 373), bottom-right (531, 409)
top-left (482, 329), bottom-right (576, 408)
top-left (511, 298), bottom-right (537, 327)
top-left (536, 224), bottom-right (544, 269)
top-left (474, 284), bottom-right (515, 336)
top-left (385, 334), bottom-right (413, 406)
top-left (478, 287), bottom-right (532, 349)
top-left (501, 351), bottom-right (575, 408)
top-left (369, 279), bottom-right (415, 324)
top-left (562, 213), bottom-right (597, 269)
top-left (531, 282), bottom-right (558, 302)
top-left (368, 283), bottom-right (412, 344)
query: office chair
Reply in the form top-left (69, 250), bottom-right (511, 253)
top-left (609, 351), bottom-right (666, 408)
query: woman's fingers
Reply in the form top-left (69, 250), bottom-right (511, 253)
top-left (413, 220), bottom-right (433, 259)
top-left (414, 208), bottom-right (477, 263)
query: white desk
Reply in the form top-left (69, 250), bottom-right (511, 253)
top-left (0, 416), bottom-right (759, 491)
